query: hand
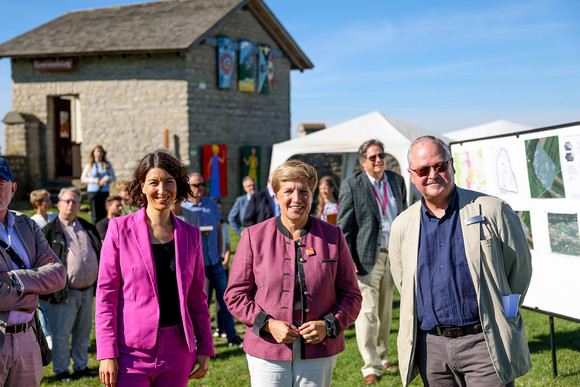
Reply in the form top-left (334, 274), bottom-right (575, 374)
top-left (0, 271), bottom-right (11, 284)
top-left (99, 358), bottom-right (119, 387)
top-left (99, 177), bottom-right (107, 186)
top-left (299, 320), bottom-right (327, 344)
top-left (189, 354), bottom-right (210, 380)
top-left (264, 318), bottom-right (300, 344)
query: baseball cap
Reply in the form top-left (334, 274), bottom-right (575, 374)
top-left (0, 158), bottom-right (14, 182)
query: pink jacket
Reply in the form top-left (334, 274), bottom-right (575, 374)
top-left (225, 216), bottom-right (361, 361)
top-left (95, 207), bottom-right (214, 360)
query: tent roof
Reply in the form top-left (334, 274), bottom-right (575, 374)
top-left (270, 111), bottom-right (441, 172)
top-left (444, 120), bottom-right (532, 143)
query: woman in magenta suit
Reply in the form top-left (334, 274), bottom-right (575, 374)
top-left (96, 151), bottom-right (214, 386)
top-left (224, 160), bottom-right (362, 386)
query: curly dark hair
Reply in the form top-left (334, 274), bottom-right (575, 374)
top-left (127, 151), bottom-right (192, 207)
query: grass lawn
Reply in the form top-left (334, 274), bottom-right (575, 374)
top-left (19, 215), bottom-right (579, 386)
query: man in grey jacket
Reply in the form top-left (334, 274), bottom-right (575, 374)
top-left (338, 139), bottom-right (407, 385)
top-left (389, 136), bottom-right (532, 386)
top-left (0, 158), bottom-right (67, 386)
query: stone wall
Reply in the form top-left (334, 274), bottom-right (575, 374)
top-left (11, 53), bottom-right (189, 182)
top-left (8, 7), bottom-right (294, 213)
top-left (186, 8), bottom-right (291, 209)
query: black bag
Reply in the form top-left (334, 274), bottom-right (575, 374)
top-left (33, 310), bottom-right (52, 366)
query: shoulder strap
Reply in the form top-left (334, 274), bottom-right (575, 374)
top-left (0, 239), bottom-right (27, 269)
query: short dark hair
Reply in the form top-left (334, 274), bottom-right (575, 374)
top-left (127, 151), bottom-right (192, 207)
top-left (105, 195), bottom-right (122, 208)
top-left (358, 139), bottom-right (384, 164)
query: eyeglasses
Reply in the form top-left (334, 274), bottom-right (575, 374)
top-left (190, 183), bottom-right (204, 188)
top-left (61, 199), bottom-right (80, 205)
top-left (410, 159), bottom-right (451, 177)
top-left (367, 153), bottom-right (386, 162)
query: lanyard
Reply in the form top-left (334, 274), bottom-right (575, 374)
top-left (371, 180), bottom-right (388, 216)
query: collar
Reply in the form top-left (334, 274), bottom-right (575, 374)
top-left (246, 193), bottom-right (252, 200)
top-left (0, 210), bottom-right (14, 233)
top-left (365, 171), bottom-right (386, 187)
top-left (422, 186), bottom-right (458, 219)
top-left (58, 215), bottom-right (77, 227)
top-left (276, 215), bottom-right (312, 239)
top-left (267, 186), bottom-right (275, 197)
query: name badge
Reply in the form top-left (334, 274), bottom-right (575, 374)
top-left (466, 215), bottom-right (486, 225)
top-left (381, 221), bottom-right (391, 233)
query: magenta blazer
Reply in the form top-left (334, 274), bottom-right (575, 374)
top-left (95, 207), bottom-right (214, 360)
top-left (224, 216), bottom-right (361, 361)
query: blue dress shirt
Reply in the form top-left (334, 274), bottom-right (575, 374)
top-left (416, 189), bottom-right (479, 331)
top-left (182, 197), bottom-right (222, 266)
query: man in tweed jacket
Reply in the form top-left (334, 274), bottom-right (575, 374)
top-left (337, 139), bottom-right (407, 385)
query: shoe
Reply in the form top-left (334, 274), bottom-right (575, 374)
top-left (228, 335), bottom-right (243, 347)
top-left (383, 362), bottom-right (398, 372)
top-left (213, 330), bottom-right (220, 338)
top-left (55, 371), bottom-right (72, 383)
top-left (73, 367), bottom-right (99, 378)
top-left (363, 374), bottom-right (378, 385)
top-left (221, 332), bottom-right (227, 338)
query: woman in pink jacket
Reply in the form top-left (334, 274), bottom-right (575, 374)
top-left (225, 160), bottom-right (362, 386)
top-left (96, 151), bottom-right (214, 386)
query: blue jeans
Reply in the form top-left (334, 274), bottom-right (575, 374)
top-left (50, 287), bottom-right (94, 374)
top-left (204, 263), bottom-right (237, 340)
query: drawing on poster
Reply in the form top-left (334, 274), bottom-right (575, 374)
top-left (525, 136), bottom-right (565, 198)
top-left (453, 149), bottom-right (486, 191)
top-left (516, 210), bottom-right (533, 250)
top-left (496, 147), bottom-right (518, 194)
top-left (547, 213), bottom-right (580, 257)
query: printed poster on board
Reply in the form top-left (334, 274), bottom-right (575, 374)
top-left (218, 37), bottom-right (235, 89)
top-left (238, 40), bottom-right (254, 92)
top-left (203, 144), bottom-right (228, 197)
top-left (258, 43), bottom-right (274, 94)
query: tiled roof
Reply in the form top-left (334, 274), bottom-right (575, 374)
top-left (0, 0), bottom-right (312, 70)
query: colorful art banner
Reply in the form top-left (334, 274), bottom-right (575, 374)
top-left (203, 144), bottom-right (228, 197)
top-left (238, 40), bottom-right (255, 92)
top-left (217, 37), bottom-right (235, 89)
top-left (258, 44), bottom-right (274, 94)
top-left (242, 145), bottom-right (261, 189)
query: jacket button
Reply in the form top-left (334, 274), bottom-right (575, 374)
top-left (299, 258), bottom-right (305, 263)
top-left (297, 242), bottom-right (303, 247)
top-left (304, 291), bottom-right (309, 295)
top-left (410, 309), bottom-right (414, 315)
top-left (305, 308), bottom-right (310, 312)
top-left (408, 340), bottom-right (413, 345)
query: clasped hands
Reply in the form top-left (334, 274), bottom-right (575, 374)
top-left (265, 318), bottom-right (326, 344)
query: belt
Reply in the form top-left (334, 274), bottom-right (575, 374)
top-left (380, 248), bottom-right (388, 253)
top-left (432, 323), bottom-right (482, 338)
top-left (2, 320), bottom-right (34, 334)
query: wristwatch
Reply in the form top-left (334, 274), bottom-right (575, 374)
top-left (10, 273), bottom-right (23, 292)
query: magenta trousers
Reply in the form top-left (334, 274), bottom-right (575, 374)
top-left (117, 325), bottom-right (196, 387)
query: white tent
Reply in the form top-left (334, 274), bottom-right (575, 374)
top-left (444, 120), bottom-right (532, 142)
top-left (269, 111), bottom-right (444, 203)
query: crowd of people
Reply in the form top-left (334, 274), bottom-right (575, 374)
top-left (0, 136), bottom-right (532, 387)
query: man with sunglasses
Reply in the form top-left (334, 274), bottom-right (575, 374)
top-left (337, 139), bottom-right (407, 385)
top-left (43, 186), bottom-right (102, 382)
top-left (389, 136), bottom-right (532, 386)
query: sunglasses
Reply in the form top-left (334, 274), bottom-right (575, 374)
top-left (190, 183), bottom-right (204, 188)
top-left (410, 159), bottom-right (451, 177)
top-left (367, 152), bottom-right (386, 162)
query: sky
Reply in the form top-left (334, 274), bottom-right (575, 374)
top-left (0, 0), bottom-right (579, 152)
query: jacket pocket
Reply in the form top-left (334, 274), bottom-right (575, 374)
top-left (322, 259), bottom-right (338, 263)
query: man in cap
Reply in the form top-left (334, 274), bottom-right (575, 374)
top-left (0, 158), bottom-right (67, 386)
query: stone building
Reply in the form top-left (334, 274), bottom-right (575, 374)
top-left (0, 0), bottom-right (312, 207)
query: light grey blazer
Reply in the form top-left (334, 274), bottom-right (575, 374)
top-left (389, 188), bottom-right (532, 385)
top-left (0, 211), bottom-right (66, 347)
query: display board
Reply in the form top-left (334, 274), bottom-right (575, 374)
top-left (450, 122), bottom-right (580, 321)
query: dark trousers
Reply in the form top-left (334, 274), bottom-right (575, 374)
top-left (204, 262), bottom-right (236, 340)
top-left (88, 191), bottom-right (108, 224)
